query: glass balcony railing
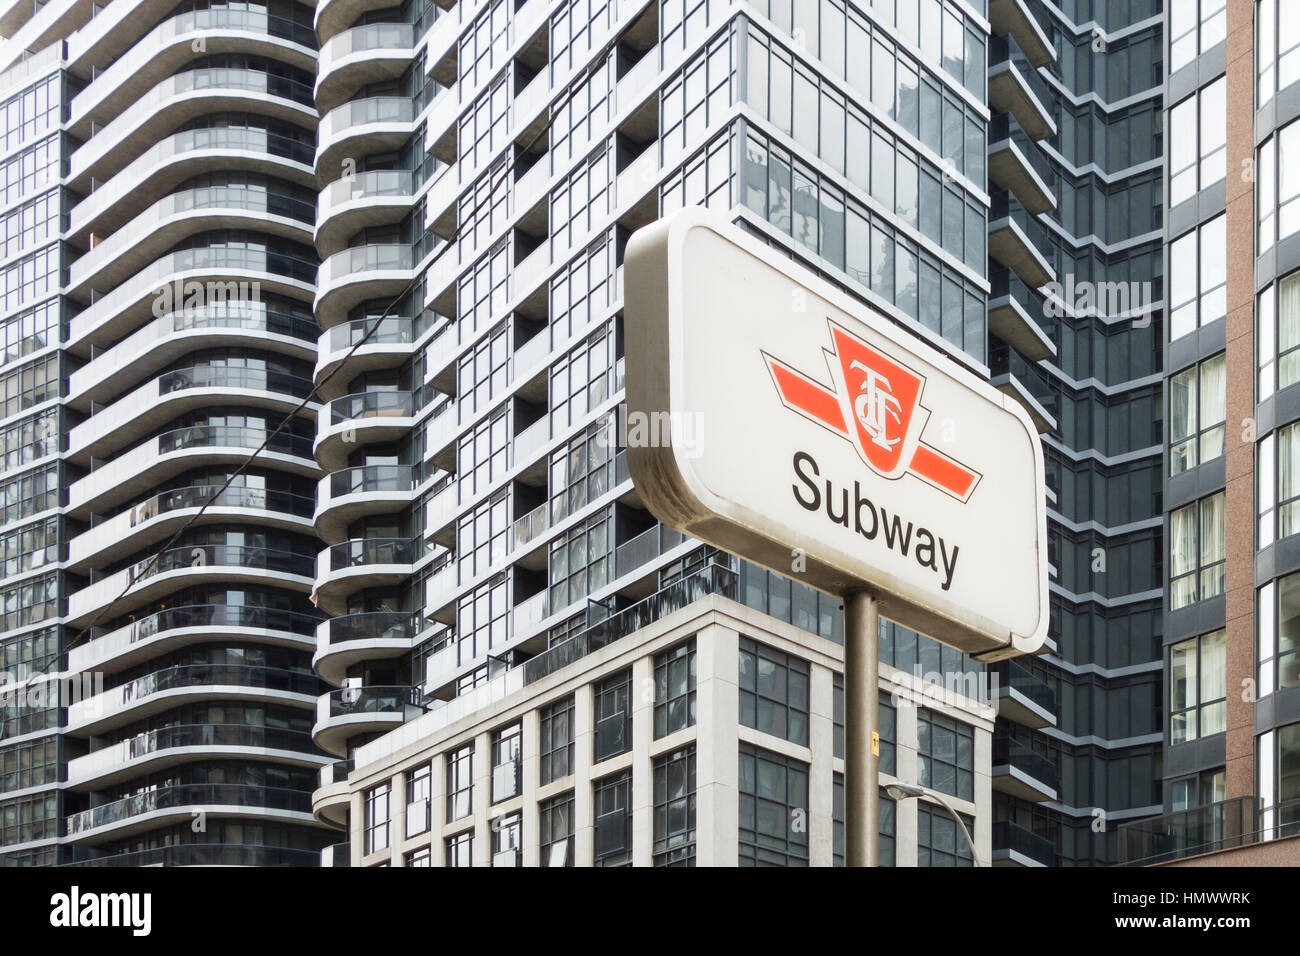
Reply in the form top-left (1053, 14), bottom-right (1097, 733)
top-left (992, 739), bottom-right (1059, 791)
top-left (74, 664), bottom-right (320, 722)
top-left (1118, 797), bottom-right (1259, 866)
top-left (321, 21), bottom-right (412, 59)
top-left (66, 784), bottom-right (312, 837)
top-left (123, 484), bottom-right (314, 526)
top-left (66, 843), bottom-right (322, 867)
top-left (319, 685), bottom-right (424, 721)
top-left (988, 113), bottom-right (1056, 191)
top-left (328, 391), bottom-right (414, 424)
top-left (158, 365), bottom-right (315, 401)
top-left (992, 820), bottom-right (1055, 866)
top-left (326, 537), bottom-right (417, 570)
top-left (614, 524), bottom-right (687, 578)
top-left (524, 562), bottom-right (736, 685)
top-left (989, 658), bottom-right (1056, 714)
top-left (68, 724), bottom-right (316, 781)
top-left (319, 610), bottom-right (424, 646)
top-left (156, 424), bottom-right (315, 460)
top-left (320, 842), bottom-right (351, 867)
top-left (326, 464), bottom-right (414, 498)
top-left (990, 33), bottom-right (1052, 112)
top-left (129, 544), bottom-right (315, 585)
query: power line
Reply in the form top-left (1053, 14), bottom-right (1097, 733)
top-left (66, 25), bottom-right (635, 651)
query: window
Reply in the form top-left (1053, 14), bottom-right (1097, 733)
top-left (653, 746), bottom-right (697, 866)
top-left (491, 723), bottom-right (522, 803)
top-left (446, 830), bottom-right (473, 867)
top-left (654, 639), bottom-right (696, 738)
top-left (593, 669), bottom-right (632, 762)
top-left (917, 802), bottom-right (975, 867)
top-left (1169, 353), bottom-right (1226, 475)
top-left (1259, 421), bottom-right (1300, 547)
top-left (364, 783), bottom-right (390, 855)
top-left (539, 695), bottom-right (574, 785)
top-left (1258, 271), bottom-right (1300, 399)
top-left (1170, 629), bottom-right (1227, 744)
top-left (1257, 722), bottom-right (1300, 838)
top-left (1171, 0), bottom-right (1226, 73)
top-left (593, 771), bottom-right (632, 866)
top-left (539, 792), bottom-right (575, 867)
top-left (1168, 78), bottom-right (1226, 207)
top-left (1258, 119), bottom-right (1300, 252)
top-left (1170, 768), bottom-right (1226, 810)
top-left (738, 744), bottom-right (809, 866)
top-left (1258, 0), bottom-right (1300, 100)
top-left (918, 710), bottom-right (974, 801)
top-left (1169, 214), bottom-right (1226, 341)
top-left (1258, 571), bottom-right (1300, 695)
top-left (1169, 492), bottom-right (1226, 610)
top-left (491, 812), bottom-right (521, 866)
top-left (833, 674), bottom-right (896, 772)
top-left (406, 846), bottom-right (432, 867)
top-left (406, 764), bottom-right (431, 838)
top-left (446, 745), bottom-right (473, 822)
top-left (739, 637), bottom-right (810, 745)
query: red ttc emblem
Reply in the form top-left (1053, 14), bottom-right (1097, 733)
top-left (764, 320), bottom-right (981, 502)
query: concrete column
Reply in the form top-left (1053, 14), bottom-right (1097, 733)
top-left (348, 790), bottom-right (365, 867)
top-left (631, 653), bottom-right (654, 866)
top-left (431, 752), bottom-right (447, 866)
top-left (696, 623), bottom-right (740, 866)
top-left (573, 683), bottom-right (595, 866)
top-left (521, 708), bottom-right (541, 866)
top-left (472, 730), bottom-right (492, 866)
top-left (895, 698), bottom-right (921, 866)
top-left (390, 771), bottom-right (406, 866)
top-left (807, 660), bottom-right (836, 866)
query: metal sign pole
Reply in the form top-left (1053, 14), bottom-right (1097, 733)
top-left (844, 588), bottom-right (879, 867)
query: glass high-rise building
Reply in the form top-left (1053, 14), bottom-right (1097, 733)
top-left (0, 0), bottom-right (1178, 867)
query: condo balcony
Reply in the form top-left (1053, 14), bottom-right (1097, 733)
top-left (991, 739), bottom-right (1059, 803)
top-left (988, 189), bottom-right (1056, 291)
top-left (991, 820), bottom-right (1055, 867)
top-left (988, 34), bottom-right (1056, 142)
top-left (69, 186), bottom-right (316, 298)
top-left (315, 97), bottom-right (414, 183)
top-left (320, 841), bottom-right (351, 865)
top-left (312, 685), bottom-right (425, 757)
top-left (987, 268), bottom-right (1056, 363)
top-left (64, 664), bottom-right (320, 738)
top-left (988, 0), bottom-right (1055, 69)
top-left (69, 126), bottom-right (317, 247)
top-left (68, 425), bottom-right (318, 519)
top-left (68, 67), bottom-right (317, 192)
top-left (67, 7), bottom-right (318, 139)
top-left (314, 761), bottom-right (353, 828)
top-left (987, 113), bottom-right (1056, 217)
top-left (315, 391), bottom-right (416, 471)
top-left (1117, 797), bottom-right (1300, 866)
top-left (989, 658), bottom-right (1056, 729)
top-left (315, 169), bottom-right (416, 257)
top-left (313, 612), bottom-right (430, 686)
top-left (65, 783), bottom-right (315, 846)
top-left (64, 723), bottom-right (324, 790)
top-left (67, 603), bottom-right (321, 679)
top-left (67, 483), bottom-right (316, 574)
top-left (315, 464), bottom-right (416, 543)
top-left (67, 366), bottom-right (316, 466)
top-left (67, 303), bottom-right (317, 413)
top-left (66, 843), bottom-right (323, 867)
top-left (314, 242), bottom-right (415, 331)
top-left (311, 535), bottom-right (422, 614)
top-left (66, 543), bottom-right (316, 629)
top-left (316, 22), bottom-right (414, 115)
top-left (989, 342), bottom-right (1058, 434)
top-left (314, 313), bottom-right (444, 396)
top-left (315, 0), bottom-right (455, 45)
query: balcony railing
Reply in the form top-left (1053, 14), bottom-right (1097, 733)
top-left (992, 820), bottom-right (1055, 866)
top-left (123, 483), bottom-right (314, 526)
top-left (319, 685), bottom-right (424, 722)
top-left (523, 561), bottom-right (734, 685)
top-left (129, 543), bottom-right (314, 585)
top-left (319, 610), bottom-right (424, 646)
top-left (614, 524), bottom-right (686, 578)
top-left (326, 464), bottom-right (414, 498)
top-left (326, 537), bottom-right (417, 570)
top-left (67, 724), bottom-right (316, 781)
top-left (989, 657), bottom-right (1056, 713)
top-left (66, 784), bottom-right (312, 837)
top-left (66, 844), bottom-right (322, 867)
top-left (328, 390), bottom-right (414, 424)
top-left (991, 739), bottom-right (1059, 791)
top-left (156, 424), bottom-right (315, 461)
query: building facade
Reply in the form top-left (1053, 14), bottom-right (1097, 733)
top-left (0, 0), bottom-right (1179, 867)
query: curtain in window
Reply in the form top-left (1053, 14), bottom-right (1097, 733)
top-left (1170, 366), bottom-right (1197, 473)
top-left (1199, 355), bottom-right (1227, 461)
top-left (1282, 425), bottom-right (1300, 539)
top-left (1170, 504), bottom-right (1198, 609)
top-left (1280, 273), bottom-right (1300, 389)
top-left (1200, 629), bottom-right (1227, 736)
top-left (1200, 494), bottom-right (1226, 600)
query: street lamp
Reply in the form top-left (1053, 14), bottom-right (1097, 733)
top-left (884, 782), bottom-right (985, 867)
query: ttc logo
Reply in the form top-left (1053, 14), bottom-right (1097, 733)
top-left (763, 320), bottom-right (981, 502)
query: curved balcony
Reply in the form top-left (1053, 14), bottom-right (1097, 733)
top-left (68, 9), bottom-right (318, 138)
top-left (315, 97), bottom-right (414, 183)
top-left (315, 0), bottom-right (421, 45)
top-left (69, 68), bottom-right (317, 190)
top-left (66, 544), bottom-right (316, 629)
top-left (314, 243), bottom-right (413, 330)
top-left (68, 604), bottom-right (321, 678)
top-left (68, 245), bottom-right (317, 355)
top-left (68, 484), bottom-right (316, 573)
top-left (314, 315), bottom-right (423, 397)
top-left (315, 390), bottom-right (415, 471)
top-left (314, 464), bottom-right (415, 544)
top-left (68, 426), bottom-right (318, 519)
top-left (66, 843), bottom-right (323, 867)
top-left (313, 611), bottom-right (425, 686)
top-left (69, 186), bottom-right (317, 297)
top-left (65, 783), bottom-right (315, 845)
top-left (314, 759), bottom-right (353, 828)
top-left (312, 685), bottom-right (423, 757)
top-left (312, 537), bottom-right (419, 614)
top-left (66, 664), bottom-right (320, 737)
top-left (320, 841), bottom-right (351, 864)
top-left (316, 22), bottom-right (414, 115)
top-left (69, 126), bottom-right (316, 246)
top-left (65, 724), bottom-right (324, 790)
top-left (68, 366), bottom-right (316, 466)
top-left (68, 303), bottom-right (317, 411)
top-left (315, 169), bottom-right (415, 256)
